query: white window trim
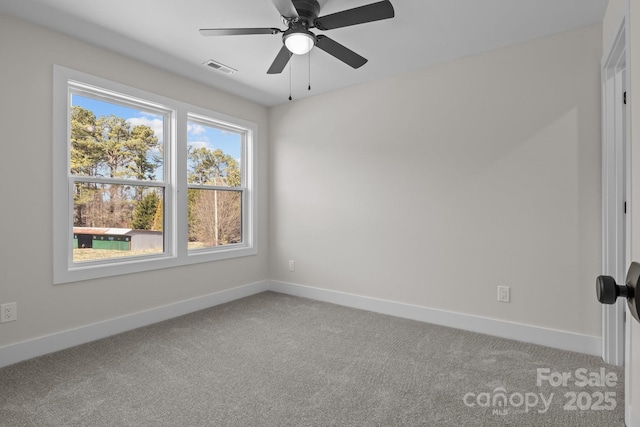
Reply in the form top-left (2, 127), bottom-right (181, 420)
top-left (53, 65), bottom-right (258, 284)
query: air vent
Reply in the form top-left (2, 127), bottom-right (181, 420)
top-left (203, 60), bottom-right (237, 74)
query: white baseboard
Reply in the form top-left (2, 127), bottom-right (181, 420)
top-left (0, 281), bottom-right (269, 369)
top-left (268, 280), bottom-right (602, 357)
top-left (0, 279), bottom-right (602, 369)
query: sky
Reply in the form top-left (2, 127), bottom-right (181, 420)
top-left (71, 94), bottom-right (242, 162)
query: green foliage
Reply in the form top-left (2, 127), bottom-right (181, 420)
top-left (70, 106), bottom-right (162, 228)
top-left (188, 147), bottom-right (240, 186)
top-left (70, 106), bottom-right (102, 175)
top-left (152, 199), bottom-right (163, 231)
top-left (71, 106), bottom-right (160, 181)
top-left (70, 105), bottom-right (240, 244)
top-left (97, 115), bottom-right (131, 178)
top-left (187, 188), bottom-right (198, 241)
top-left (131, 191), bottom-right (160, 230)
top-left (128, 124), bottom-right (160, 181)
top-left (71, 106), bottom-right (101, 225)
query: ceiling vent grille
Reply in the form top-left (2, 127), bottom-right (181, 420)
top-left (203, 60), bottom-right (237, 74)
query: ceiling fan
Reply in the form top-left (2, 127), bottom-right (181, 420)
top-left (200, 0), bottom-right (395, 74)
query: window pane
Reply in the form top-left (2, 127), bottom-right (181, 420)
top-left (188, 189), bottom-right (242, 249)
top-left (70, 94), bottom-right (164, 181)
top-left (73, 184), bottom-right (164, 262)
top-left (187, 120), bottom-right (242, 187)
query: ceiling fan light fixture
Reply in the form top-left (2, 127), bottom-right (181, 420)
top-left (284, 31), bottom-right (315, 55)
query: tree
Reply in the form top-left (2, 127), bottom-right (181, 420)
top-left (132, 191), bottom-right (160, 230)
top-left (70, 106), bottom-right (162, 229)
top-left (188, 146), bottom-right (239, 186)
top-left (151, 200), bottom-right (163, 231)
top-left (97, 115), bottom-right (131, 178)
top-left (187, 146), bottom-right (241, 246)
top-left (127, 125), bottom-right (159, 182)
top-left (71, 106), bottom-right (102, 226)
top-left (97, 115), bottom-right (133, 225)
top-left (70, 106), bottom-right (102, 176)
top-left (187, 188), bottom-right (198, 241)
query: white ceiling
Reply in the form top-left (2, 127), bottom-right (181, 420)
top-left (0, 0), bottom-right (608, 107)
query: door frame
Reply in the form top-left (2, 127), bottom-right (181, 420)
top-left (601, 12), bottom-right (629, 368)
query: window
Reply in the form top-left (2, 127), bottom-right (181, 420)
top-left (68, 90), bottom-right (168, 262)
top-left (53, 66), bottom-right (257, 284)
top-left (187, 116), bottom-right (244, 250)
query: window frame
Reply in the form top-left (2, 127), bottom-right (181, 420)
top-left (186, 112), bottom-right (248, 252)
top-left (53, 66), bottom-right (257, 284)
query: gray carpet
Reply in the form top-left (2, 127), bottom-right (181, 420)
top-left (0, 291), bottom-right (625, 426)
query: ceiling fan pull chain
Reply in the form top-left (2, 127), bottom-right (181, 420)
top-left (289, 58), bottom-right (293, 101)
top-left (308, 51), bottom-right (311, 91)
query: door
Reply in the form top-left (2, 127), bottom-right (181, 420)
top-left (628, 3), bottom-right (640, 425)
top-left (630, 308), bottom-right (640, 427)
top-left (602, 28), bottom-right (627, 368)
top-left (601, 7), bottom-right (636, 425)
top-left (77, 234), bottom-right (93, 249)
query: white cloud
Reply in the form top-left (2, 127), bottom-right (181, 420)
top-left (188, 123), bottom-right (207, 136)
top-left (188, 141), bottom-right (208, 150)
top-left (127, 117), bottom-right (164, 143)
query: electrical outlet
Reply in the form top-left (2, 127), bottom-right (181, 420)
top-left (497, 286), bottom-right (510, 303)
top-left (288, 260), bottom-right (295, 272)
top-left (1, 302), bottom-right (17, 323)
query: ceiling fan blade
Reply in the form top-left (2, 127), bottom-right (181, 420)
top-left (315, 35), bottom-right (367, 69)
top-left (315, 0), bottom-right (395, 31)
top-left (200, 28), bottom-right (281, 36)
top-left (271, 0), bottom-right (299, 18)
top-left (267, 45), bottom-right (293, 74)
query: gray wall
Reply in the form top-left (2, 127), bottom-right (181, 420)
top-left (269, 24), bottom-right (603, 337)
top-left (0, 13), bottom-right (269, 347)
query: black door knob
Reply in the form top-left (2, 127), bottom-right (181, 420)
top-left (596, 261), bottom-right (640, 324)
top-left (596, 275), bottom-right (629, 304)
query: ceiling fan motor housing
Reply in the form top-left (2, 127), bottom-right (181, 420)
top-left (291, 0), bottom-right (321, 25)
